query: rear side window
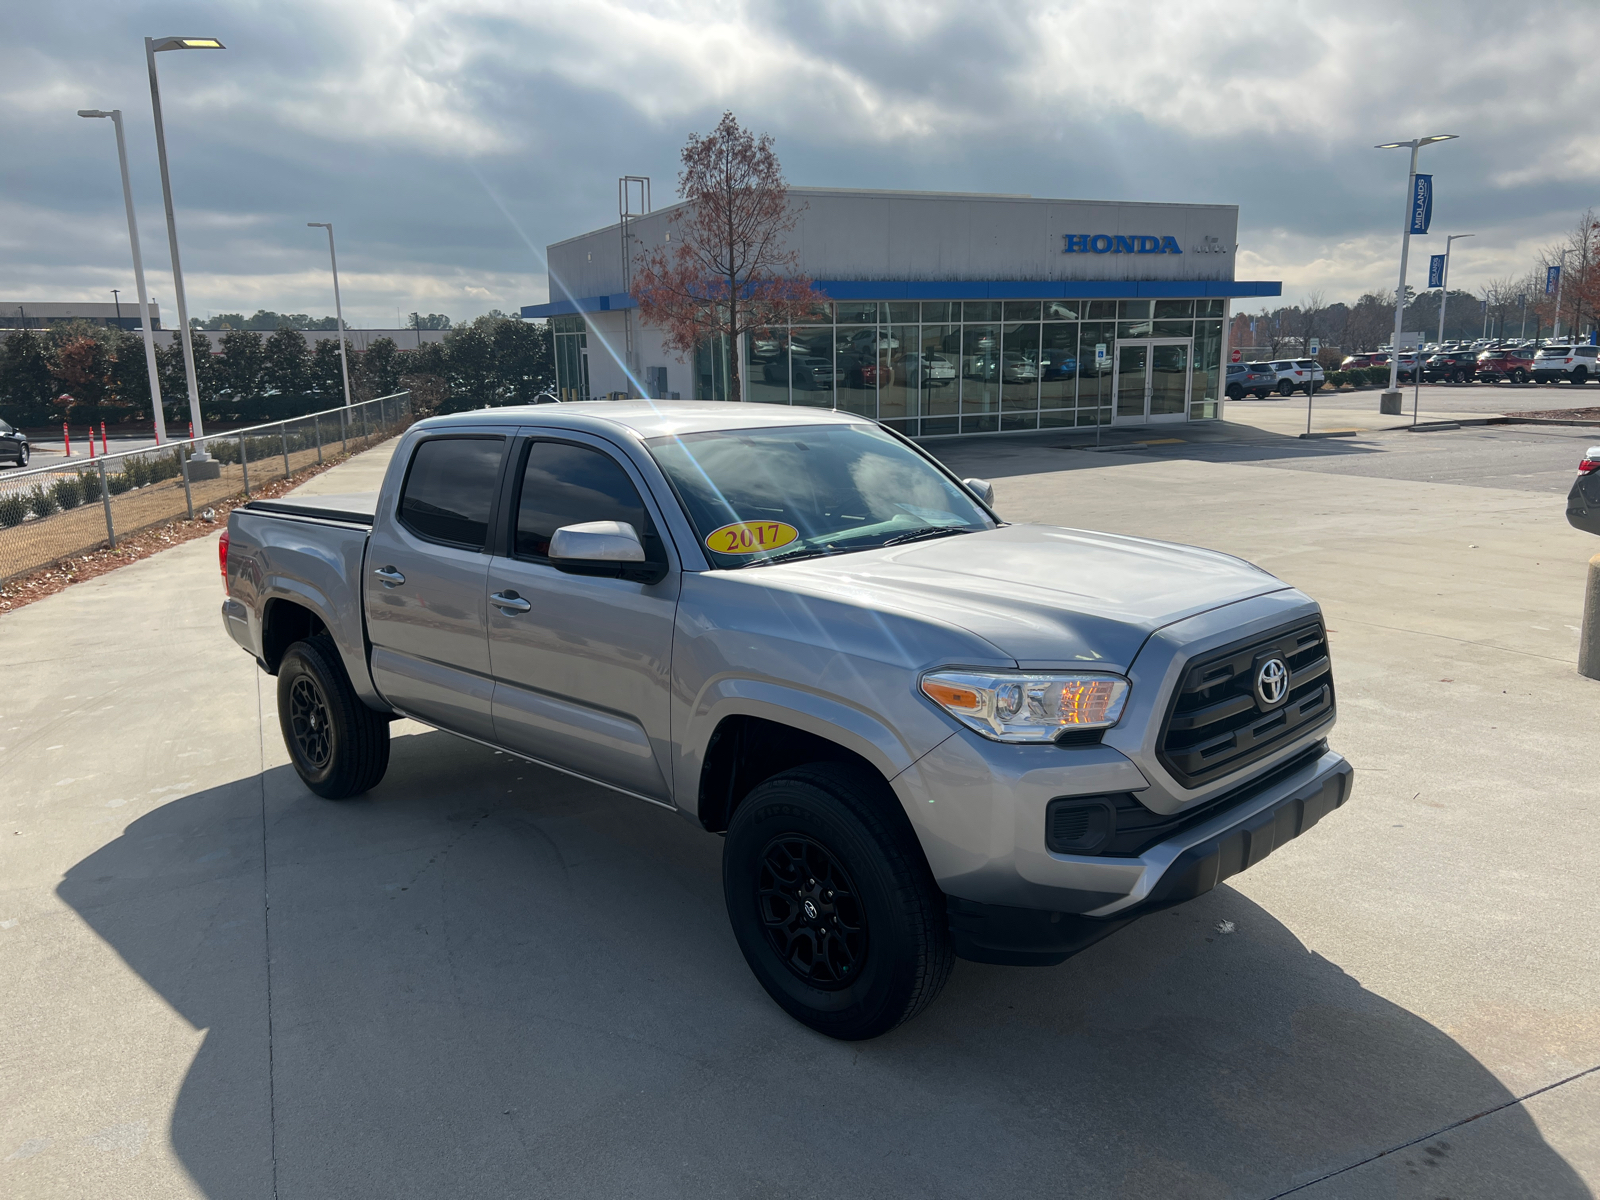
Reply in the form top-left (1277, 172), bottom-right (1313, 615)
top-left (515, 440), bottom-right (660, 561)
top-left (398, 436), bottom-right (505, 548)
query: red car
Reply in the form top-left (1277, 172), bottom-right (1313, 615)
top-left (1340, 353), bottom-right (1384, 371)
top-left (1475, 346), bottom-right (1535, 384)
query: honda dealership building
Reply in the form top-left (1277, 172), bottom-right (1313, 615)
top-left (521, 188), bottom-right (1280, 436)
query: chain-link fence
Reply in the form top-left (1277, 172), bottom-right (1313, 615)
top-left (0, 391), bottom-right (411, 585)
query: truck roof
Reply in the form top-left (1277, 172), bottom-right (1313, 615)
top-left (415, 401), bottom-right (868, 441)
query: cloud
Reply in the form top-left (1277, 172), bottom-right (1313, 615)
top-left (3, 0), bottom-right (1600, 322)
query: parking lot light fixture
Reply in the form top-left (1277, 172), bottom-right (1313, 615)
top-left (1377, 134), bottom-right (1458, 393)
top-left (308, 223), bottom-right (353, 408)
top-left (78, 107), bottom-right (169, 444)
top-left (145, 34), bottom-right (224, 458)
top-left (1436, 233), bottom-right (1474, 350)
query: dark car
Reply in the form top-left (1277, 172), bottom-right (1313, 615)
top-left (1422, 351), bottom-right (1478, 384)
top-left (1567, 446), bottom-right (1600, 535)
top-left (1225, 361), bottom-right (1275, 400)
top-left (1475, 346), bottom-right (1535, 384)
top-left (764, 355), bottom-right (843, 391)
top-left (0, 418), bottom-right (29, 467)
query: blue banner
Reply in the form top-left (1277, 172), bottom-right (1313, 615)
top-left (1428, 254), bottom-right (1446, 289)
top-left (1410, 174), bottom-right (1433, 235)
top-left (1547, 264), bottom-right (1561, 295)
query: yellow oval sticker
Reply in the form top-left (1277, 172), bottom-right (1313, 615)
top-left (706, 520), bottom-right (799, 556)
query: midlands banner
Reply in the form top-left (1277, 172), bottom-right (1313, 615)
top-left (1547, 264), bottom-right (1562, 295)
top-left (1428, 254), bottom-right (1446, 289)
top-left (1410, 174), bottom-right (1433, 235)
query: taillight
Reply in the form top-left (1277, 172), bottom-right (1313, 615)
top-left (219, 529), bottom-right (231, 592)
top-left (1581, 448), bottom-right (1600, 474)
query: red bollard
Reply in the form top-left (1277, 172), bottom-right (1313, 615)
top-left (188, 422), bottom-right (194, 440)
top-left (100, 422), bottom-right (108, 456)
top-left (88, 431), bottom-right (95, 459)
top-left (62, 423), bottom-right (71, 458)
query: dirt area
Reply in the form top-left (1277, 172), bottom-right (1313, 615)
top-left (1514, 408), bottom-right (1600, 421)
top-left (0, 445), bottom-right (374, 617)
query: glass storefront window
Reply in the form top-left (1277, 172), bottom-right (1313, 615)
top-left (1086, 301), bottom-right (1117, 319)
top-left (887, 303), bottom-right (919, 324)
top-left (836, 302), bottom-right (879, 324)
top-left (962, 301), bottom-right (1000, 323)
top-left (1000, 321), bottom-right (1040, 418)
top-left (1197, 299), bottom-right (1225, 318)
top-left (747, 327), bottom-right (791, 405)
top-left (836, 324), bottom-right (877, 416)
top-left (922, 302), bottom-right (952, 323)
top-left (961, 324), bottom-right (1001, 420)
top-left (789, 327), bottom-right (835, 408)
top-left (1003, 301), bottom-right (1041, 322)
top-left (1153, 300), bottom-right (1194, 319)
top-left (1039, 322), bottom-right (1077, 412)
top-left (1118, 318), bottom-right (1153, 338)
top-left (1078, 321), bottom-right (1115, 423)
top-left (695, 335), bottom-right (730, 401)
top-left (880, 324), bottom-right (917, 426)
top-left (1151, 320), bottom-right (1194, 338)
top-left (1191, 318), bottom-right (1223, 418)
top-left (795, 302), bottom-right (833, 324)
top-left (1118, 300), bottom-right (1152, 320)
top-left (919, 325), bottom-right (958, 423)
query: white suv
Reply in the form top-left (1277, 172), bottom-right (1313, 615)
top-left (1530, 344), bottom-right (1600, 385)
top-left (1263, 359), bottom-right (1326, 396)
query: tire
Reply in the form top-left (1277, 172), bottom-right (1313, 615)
top-left (723, 763), bottom-right (953, 1040)
top-left (1513, 369), bottom-right (1527, 384)
top-left (277, 635), bottom-right (390, 799)
top-left (1575, 367), bottom-right (1589, 385)
top-left (15, 444), bottom-right (28, 467)
top-left (1225, 384), bottom-right (1243, 400)
top-left (1277, 380), bottom-right (1295, 397)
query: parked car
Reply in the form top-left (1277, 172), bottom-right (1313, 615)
top-left (1226, 362), bottom-right (1275, 400)
top-left (1475, 346), bottom-right (1535, 384)
top-left (1421, 351), bottom-right (1479, 384)
top-left (0, 418), bottom-right (29, 467)
top-left (1340, 353), bottom-right (1384, 372)
top-left (895, 353), bottom-right (956, 388)
top-left (765, 355), bottom-right (843, 391)
top-left (1567, 445), bottom-right (1600, 536)
top-left (1530, 344), bottom-right (1600, 384)
top-left (221, 402), bottom-right (1351, 1039)
top-left (1264, 359), bottom-right (1325, 396)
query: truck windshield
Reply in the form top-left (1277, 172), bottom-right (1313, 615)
top-left (646, 423), bottom-right (995, 568)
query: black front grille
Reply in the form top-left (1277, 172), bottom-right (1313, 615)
top-left (1158, 620), bottom-right (1335, 789)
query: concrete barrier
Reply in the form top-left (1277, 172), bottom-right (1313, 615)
top-left (1581, 553), bottom-right (1600, 680)
top-left (1379, 390), bottom-right (1403, 415)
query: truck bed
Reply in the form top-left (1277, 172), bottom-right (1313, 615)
top-left (239, 492), bottom-right (377, 526)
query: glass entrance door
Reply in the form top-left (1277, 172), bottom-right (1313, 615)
top-left (1112, 338), bottom-right (1192, 424)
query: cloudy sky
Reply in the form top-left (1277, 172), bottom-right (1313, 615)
top-left (5, 0), bottom-right (1600, 327)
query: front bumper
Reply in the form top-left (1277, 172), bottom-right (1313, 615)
top-left (910, 744), bottom-right (1353, 965)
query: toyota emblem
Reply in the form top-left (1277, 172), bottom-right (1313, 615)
top-left (1255, 658), bottom-right (1289, 707)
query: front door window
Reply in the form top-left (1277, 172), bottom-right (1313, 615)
top-left (1114, 339), bottom-right (1192, 424)
top-left (1116, 344), bottom-right (1148, 420)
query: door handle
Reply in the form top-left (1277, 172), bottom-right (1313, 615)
top-left (491, 590), bottom-right (532, 615)
top-left (373, 566), bottom-right (405, 587)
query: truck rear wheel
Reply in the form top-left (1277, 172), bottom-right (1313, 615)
top-left (277, 636), bottom-right (390, 799)
top-left (723, 763), bottom-right (953, 1040)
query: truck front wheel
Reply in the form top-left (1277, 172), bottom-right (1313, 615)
top-left (723, 764), bottom-right (953, 1040)
top-left (277, 636), bottom-right (390, 799)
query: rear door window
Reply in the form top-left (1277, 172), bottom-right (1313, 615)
top-left (397, 436), bottom-right (505, 549)
top-left (514, 440), bottom-right (661, 562)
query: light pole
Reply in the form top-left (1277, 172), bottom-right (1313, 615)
top-left (1434, 232), bottom-right (1472, 349)
top-left (1552, 248), bottom-right (1571, 341)
top-left (111, 289), bottom-right (122, 325)
top-left (145, 35), bottom-right (224, 464)
top-left (307, 223), bottom-right (352, 407)
top-left (1376, 134), bottom-right (1458, 395)
top-left (77, 107), bottom-right (169, 444)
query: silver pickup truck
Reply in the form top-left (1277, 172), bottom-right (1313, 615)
top-left (221, 401), bottom-right (1352, 1040)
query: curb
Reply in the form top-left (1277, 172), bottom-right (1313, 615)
top-left (1298, 430), bottom-right (1360, 439)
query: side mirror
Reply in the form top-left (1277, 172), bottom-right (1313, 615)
top-left (962, 478), bottom-right (994, 507)
top-left (548, 521), bottom-right (665, 584)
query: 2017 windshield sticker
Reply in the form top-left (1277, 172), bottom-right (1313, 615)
top-left (706, 521), bottom-right (799, 555)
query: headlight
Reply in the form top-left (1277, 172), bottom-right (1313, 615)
top-left (920, 670), bottom-right (1130, 742)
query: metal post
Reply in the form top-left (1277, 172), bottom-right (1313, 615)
top-left (1389, 141), bottom-right (1421, 394)
top-left (309, 223), bottom-right (353, 408)
top-left (1555, 249), bottom-right (1570, 340)
top-left (178, 446), bottom-right (193, 518)
top-left (145, 38), bottom-right (207, 451)
top-left (98, 461), bottom-right (115, 549)
top-left (281, 425), bottom-right (290, 479)
top-left (360, 400), bottom-right (369, 445)
top-left (239, 431), bottom-right (250, 496)
top-left (341, 409), bottom-right (348, 454)
top-left (314, 412), bottom-right (323, 463)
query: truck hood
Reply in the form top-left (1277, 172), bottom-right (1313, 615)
top-left (757, 524), bottom-right (1287, 670)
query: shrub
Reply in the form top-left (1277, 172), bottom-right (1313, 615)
top-left (28, 486), bottom-right (58, 519)
top-left (0, 491), bottom-right (28, 527)
top-left (1366, 366), bottom-right (1391, 387)
top-left (106, 471), bottom-right (132, 495)
top-left (50, 476), bottom-right (83, 510)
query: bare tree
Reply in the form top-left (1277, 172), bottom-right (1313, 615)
top-left (1299, 291), bottom-right (1325, 354)
top-left (631, 112), bottom-right (820, 402)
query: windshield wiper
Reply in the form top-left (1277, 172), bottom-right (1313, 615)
top-left (879, 526), bottom-right (973, 548)
top-left (746, 545), bottom-right (845, 568)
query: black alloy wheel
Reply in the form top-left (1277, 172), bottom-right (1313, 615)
top-left (723, 763), bottom-right (953, 1040)
top-left (1278, 380), bottom-right (1295, 396)
top-left (757, 834), bottom-right (867, 988)
top-left (277, 635), bottom-right (390, 799)
top-left (16, 444), bottom-right (28, 467)
top-left (1513, 369), bottom-right (1527, 384)
top-left (1576, 367), bottom-right (1589, 385)
top-left (1225, 384), bottom-right (1243, 400)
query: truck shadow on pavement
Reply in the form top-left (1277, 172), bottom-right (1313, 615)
top-left (59, 727), bottom-right (1590, 1200)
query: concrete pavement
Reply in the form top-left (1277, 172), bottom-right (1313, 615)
top-left (1, 422), bottom-right (1597, 1198)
